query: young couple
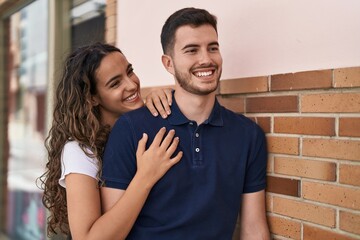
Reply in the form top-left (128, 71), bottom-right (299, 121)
top-left (39, 7), bottom-right (270, 240)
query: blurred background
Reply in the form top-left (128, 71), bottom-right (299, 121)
top-left (0, 0), bottom-right (107, 239)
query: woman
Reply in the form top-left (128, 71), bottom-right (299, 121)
top-left (38, 42), bottom-right (181, 240)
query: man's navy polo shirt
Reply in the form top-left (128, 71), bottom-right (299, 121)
top-left (102, 94), bottom-right (267, 240)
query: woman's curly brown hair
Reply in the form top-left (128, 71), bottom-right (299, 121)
top-left (37, 42), bottom-right (122, 237)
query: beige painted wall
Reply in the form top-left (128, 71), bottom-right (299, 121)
top-left (117, 0), bottom-right (360, 87)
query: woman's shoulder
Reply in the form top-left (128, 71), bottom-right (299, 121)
top-left (60, 140), bottom-right (99, 188)
top-left (63, 140), bottom-right (93, 156)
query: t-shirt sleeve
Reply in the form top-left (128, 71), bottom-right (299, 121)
top-left (243, 123), bottom-right (268, 193)
top-left (101, 115), bottom-right (138, 190)
top-left (59, 141), bottom-right (99, 188)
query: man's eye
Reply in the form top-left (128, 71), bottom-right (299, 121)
top-left (185, 49), bottom-right (197, 53)
top-left (209, 47), bottom-right (219, 52)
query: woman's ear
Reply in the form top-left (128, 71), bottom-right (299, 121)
top-left (91, 95), bottom-right (99, 106)
top-left (161, 54), bottom-right (175, 75)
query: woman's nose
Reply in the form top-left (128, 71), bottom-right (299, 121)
top-left (124, 77), bottom-right (137, 90)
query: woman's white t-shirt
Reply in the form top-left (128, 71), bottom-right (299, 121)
top-left (59, 141), bottom-right (99, 188)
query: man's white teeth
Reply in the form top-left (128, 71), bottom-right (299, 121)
top-left (126, 92), bottom-right (138, 101)
top-left (195, 71), bottom-right (212, 77)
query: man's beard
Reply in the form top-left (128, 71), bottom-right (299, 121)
top-left (174, 67), bottom-right (221, 96)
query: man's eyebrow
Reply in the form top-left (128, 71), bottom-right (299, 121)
top-left (181, 42), bottom-right (219, 51)
top-left (209, 41), bottom-right (220, 47)
top-left (181, 44), bottom-right (199, 51)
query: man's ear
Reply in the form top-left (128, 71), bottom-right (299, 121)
top-left (161, 54), bottom-right (175, 75)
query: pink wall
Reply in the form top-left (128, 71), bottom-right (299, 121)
top-left (117, 0), bottom-right (360, 87)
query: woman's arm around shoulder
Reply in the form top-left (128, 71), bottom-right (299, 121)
top-left (144, 87), bottom-right (173, 118)
top-left (67, 128), bottom-right (182, 240)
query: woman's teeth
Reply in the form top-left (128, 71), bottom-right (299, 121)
top-left (125, 92), bottom-right (138, 101)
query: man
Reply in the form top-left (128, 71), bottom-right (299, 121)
top-left (101, 7), bottom-right (270, 239)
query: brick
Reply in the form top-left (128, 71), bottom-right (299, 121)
top-left (340, 211), bottom-right (360, 235)
top-left (334, 67), bottom-right (360, 88)
top-left (273, 196), bottom-right (336, 227)
top-left (268, 215), bottom-right (301, 240)
top-left (271, 70), bottom-right (332, 91)
top-left (220, 76), bottom-right (268, 94)
top-left (267, 136), bottom-right (299, 155)
top-left (267, 155), bottom-right (274, 173)
top-left (247, 96), bottom-right (298, 113)
top-left (274, 157), bottom-right (336, 181)
top-left (301, 93), bottom-right (360, 113)
top-left (105, 1), bottom-right (117, 17)
top-left (266, 193), bottom-right (273, 212)
top-left (303, 224), bottom-right (358, 240)
top-left (217, 96), bottom-right (245, 113)
top-left (303, 138), bottom-right (360, 161)
top-left (106, 14), bottom-right (117, 29)
top-left (302, 181), bottom-right (360, 210)
top-left (339, 164), bottom-right (360, 187)
top-left (274, 117), bottom-right (335, 136)
top-left (248, 116), bottom-right (271, 133)
top-left (267, 176), bottom-right (300, 197)
top-left (105, 28), bottom-right (116, 44)
top-left (339, 118), bottom-right (360, 137)
top-left (106, 0), bottom-right (117, 4)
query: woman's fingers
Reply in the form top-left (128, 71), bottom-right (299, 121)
top-left (151, 127), bottom-right (167, 147)
top-left (159, 129), bottom-right (176, 150)
top-left (165, 136), bottom-right (180, 156)
top-left (169, 151), bottom-right (183, 166)
top-left (145, 128), bottom-right (181, 159)
top-left (136, 133), bottom-right (148, 157)
top-left (164, 88), bottom-right (173, 106)
top-left (144, 88), bottom-right (173, 119)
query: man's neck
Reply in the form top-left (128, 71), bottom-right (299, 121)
top-left (174, 88), bottom-right (216, 125)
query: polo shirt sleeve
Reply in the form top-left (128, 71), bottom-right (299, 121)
top-left (243, 123), bottom-right (267, 193)
top-left (101, 115), bottom-right (138, 190)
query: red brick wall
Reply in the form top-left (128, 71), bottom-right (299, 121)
top-left (142, 66), bottom-right (360, 239)
top-left (105, 0), bottom-right (117, 45)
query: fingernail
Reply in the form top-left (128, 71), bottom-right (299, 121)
top-left (153, 112), bottom-right (158, 116)
top-left (162, 114), bottom-right (167, 118)
top-left (166, 110), bottom-right (171, 115)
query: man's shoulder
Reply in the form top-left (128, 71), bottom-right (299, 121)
top-left (117, 106), bottom-right (152, 123)
top-left (220, 105), bottom-right (254, 125)
top-left (113, 106), bottom-right (165, 131)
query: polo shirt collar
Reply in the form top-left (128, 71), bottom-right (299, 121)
top-left (168, 92), bottom-right (224, 127)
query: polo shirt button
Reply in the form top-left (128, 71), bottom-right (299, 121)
top-left (189, 122), bottom-right (194, 125)
top-left (195, 133), bottom-right (199, 137)
top-left (195, 148), bottom-right (200, 152)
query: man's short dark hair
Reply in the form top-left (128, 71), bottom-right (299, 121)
top-left (160, 7), bottom-right (218, 55)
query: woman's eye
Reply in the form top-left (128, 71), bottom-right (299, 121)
top-left (110, 81), bottom-right (119, 88)
top-left (128, 68), bottom-right (134, 76)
